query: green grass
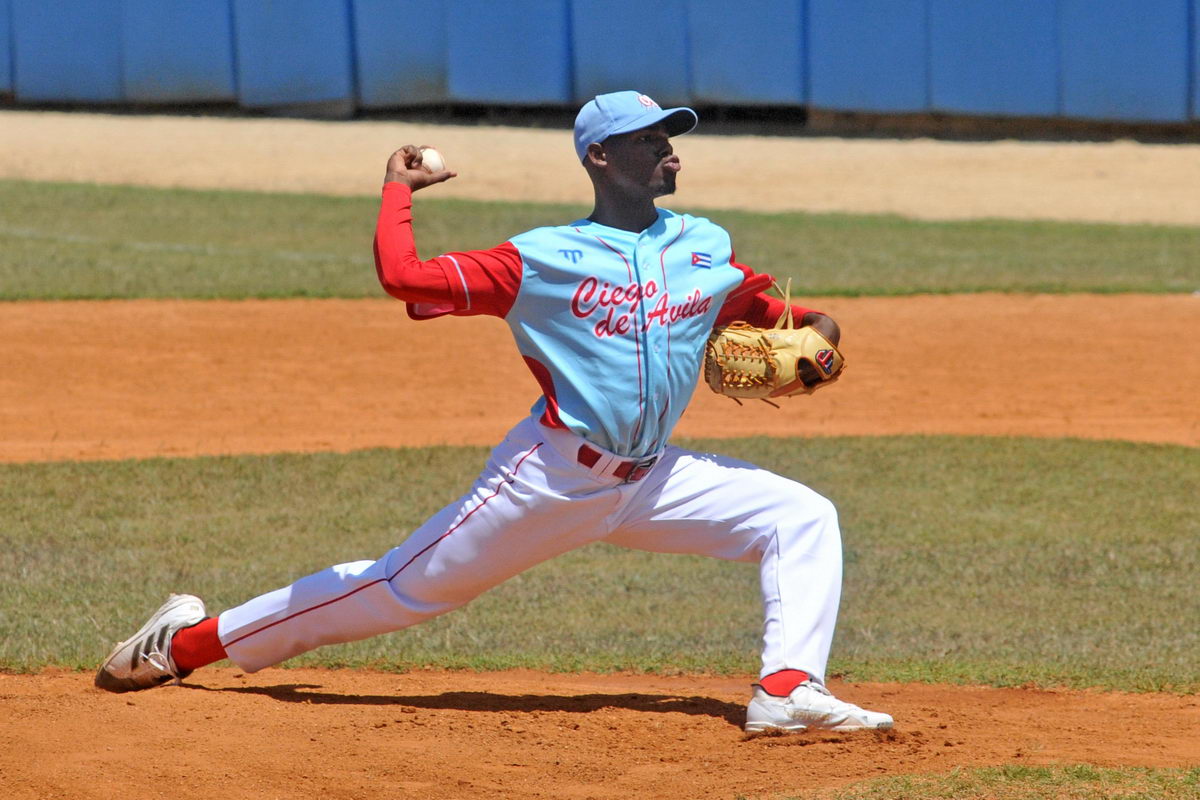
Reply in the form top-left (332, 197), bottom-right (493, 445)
top-left (2, 436), bottom-right (1196, 690)
top-left (800, 765), bottom-right (1200, 800)
top-left (1, 179), bottom-right (1196, 299)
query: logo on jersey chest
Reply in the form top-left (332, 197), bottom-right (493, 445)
top-left (570, 276), bottom-right (712, 338)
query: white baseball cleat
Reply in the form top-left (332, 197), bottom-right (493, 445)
top-left (744, 680), bottom-right (894, 733)
top-left (94, 593), bottom-right (207, 693)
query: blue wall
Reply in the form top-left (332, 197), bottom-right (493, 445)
top-left (12, 0), bottom-right (123, 102)
top-left (353, 0), bottom-right (447, 107)
top-left (232, 0), bottom-right (357, 109)
top-left (0, 0), bottom-right (11, 94)
top-left (928, 0), bottom-right (1058, 117)
top-left (4, 0), bottom-right (1198, 122)
top-left (1060, 0), bottom-right (1192, 122)
top-left (1194, 0), bottom-right (1200, 121)
top-left (120, 0), bottom-right (236, 103)
top-left (688, 0), bottom-right (805, 105)
top-left (808, 0), bottom-right (929, 113)
top-left (571, 0), bottom-right (690, 106)
top-left (447, 0), bottom-right (572, 104)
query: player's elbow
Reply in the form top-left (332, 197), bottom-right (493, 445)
top-left (378, 279), bottom-right (410, 301)
top-left (374, 260), bottom-right (405, 298)
top-left (374, 248), bottom-right (417, 300)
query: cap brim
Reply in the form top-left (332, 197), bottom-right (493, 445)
top-left (609, 106), bottom-right (698, 139)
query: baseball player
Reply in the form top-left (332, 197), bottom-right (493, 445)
top-left (96, 91), bottom-right (892, 734)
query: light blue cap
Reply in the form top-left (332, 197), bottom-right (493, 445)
top-left (573, 90), bottom-right (698, 162)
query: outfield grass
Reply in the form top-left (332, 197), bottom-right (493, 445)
top-left (1, 179), bottom-right (1196, 299)
top-left (806, 765), bottom-right (1200, 800)
top-left (2, 436), bottom-right (1195, 690)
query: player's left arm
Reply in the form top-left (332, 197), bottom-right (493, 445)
top-left (715, 256), bottom-right (841, 345)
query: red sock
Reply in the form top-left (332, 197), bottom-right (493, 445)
top-left (758, 669), bottom-right (810, 697)
top-left (171, 617), bottom-right (227, 672)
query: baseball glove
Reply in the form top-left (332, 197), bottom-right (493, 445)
top-left (703, 286), bottom-right (845, 404)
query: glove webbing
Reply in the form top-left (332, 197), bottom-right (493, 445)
top-left (711, 325), bottom-right (781, 407)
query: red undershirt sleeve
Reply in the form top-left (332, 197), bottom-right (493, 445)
top-left (373, 183), bottom-right (523, 319)
top-left (714, 253), bottom-right (821, 327)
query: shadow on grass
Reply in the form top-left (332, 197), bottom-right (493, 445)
top-left (191, 682), bottom-right (746, 727)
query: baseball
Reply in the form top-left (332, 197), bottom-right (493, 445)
top-left (419, 146), bottom-right (446, 173)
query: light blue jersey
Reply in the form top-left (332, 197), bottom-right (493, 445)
top-left (506, 209), bottom-right (747, 457)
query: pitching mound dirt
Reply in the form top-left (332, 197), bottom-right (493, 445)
top-left (3, 669), bottom-right (1198, 800)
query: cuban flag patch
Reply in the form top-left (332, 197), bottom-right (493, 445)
top-left (691, 252), bottom-right (712, 268)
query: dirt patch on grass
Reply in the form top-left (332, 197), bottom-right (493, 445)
top-left (6, 110), bottom-right (1200, 225)
top-left (2, 668), bottom-right (1197, 800)
top-left (1, 293), bottom-right (1196, 464)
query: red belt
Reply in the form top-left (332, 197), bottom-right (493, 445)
top-left (577, 444), bottom-right (659, 483)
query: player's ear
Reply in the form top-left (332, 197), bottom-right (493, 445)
top-left (584, 141), bottom-right (608, 169)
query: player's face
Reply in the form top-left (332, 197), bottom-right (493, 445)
top-left (601, 123), bottom-right (680, 199)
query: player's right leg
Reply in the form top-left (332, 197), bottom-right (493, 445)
top-left (602, 444), bottom-right (893, 733)
top-left (96, 417), bottom-right (619, 689)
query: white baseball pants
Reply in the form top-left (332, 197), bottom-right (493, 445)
top-left (219, 416), bottom-right (844, 680)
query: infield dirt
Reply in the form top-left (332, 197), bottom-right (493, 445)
top-left (3, 669), bottom-right (1199, 800)
top-left (2, 112), bottom-right (1198, 799)
top-left (1, 293), bottom-right (1197, 463)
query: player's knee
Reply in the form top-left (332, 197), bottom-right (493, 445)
top-left (776, 489), bottom-right (839, 545)
top-left (809, 492), bottom-right (839, 526)
top-left (780, 483), bottom-right (837, 522)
